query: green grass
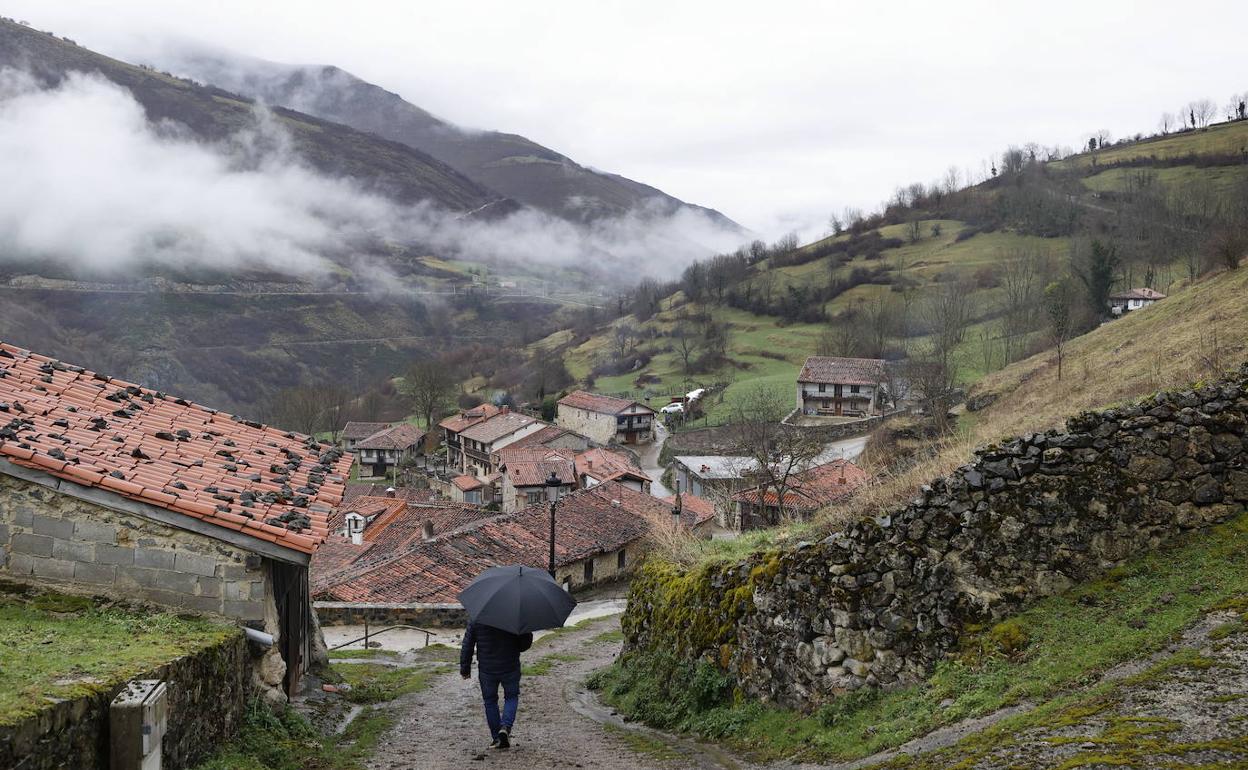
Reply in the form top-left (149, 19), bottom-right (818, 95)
top-left (523, 652), bottom-right (584, 676)
top-left (1082, 164), bottom-right (1248, 197)
top-left (192, 699), bottom-right (393, 770)
top-left (333, 663), bottom-right (444, 704)
top-left (593, 629), bottom-right (626, 644)
top-left (1051, 118), bottom-right (1248, 169)
top-left (604, 723), bottom-right (685, 762)
top-left (326, 649), bottom-right (399, 660)
top-left (531, 614), bottom-right (618, 647)
top-left (592, 513), bottom-right (1248, 763)
top-left (0, 586), bottom-right (237, 724)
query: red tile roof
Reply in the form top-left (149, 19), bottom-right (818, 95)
top-left (458, 411), bottom-right (539, 444)
top-left (663, 494), bottom-right (718, 527)
top-left (0, 342), bottom-right (353, 555)
top-left (340, 483), bottom-right (439, 506)
top-left (797, 356), bottom-right (886, 386)
top-left (504, 449), bottom-right (576, 487)
top-left (355, 423), bottom-right (426, 451)
top-left (732, 459), bottom-right (869, 512)
top-left (496, 425), bottom-right (585, 452)
top-left (312, 482), bottom-right (669, 603)
top-left (452, 474), bottom-right (485, 492)
top-left (575, 447), bottom-right (643, 483)
top-left (437, 404), bottom-right (502, 434)
top-left (557, 390), bottom-right (655, 416)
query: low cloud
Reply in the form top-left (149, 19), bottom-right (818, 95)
top-left (0, 68), bottom-right (745, 284)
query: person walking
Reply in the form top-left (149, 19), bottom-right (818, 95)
top-left (460, 620), bottom-right (533, 749)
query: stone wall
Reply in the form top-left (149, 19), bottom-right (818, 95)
top-left (316, 601), bottom-right (468, 628)
top-left (0, 631), bottom-right (251, 770)
top-left (624, 368), bottom-right (1248, 708)
top-left (0, 473), bottom-right (270, 621)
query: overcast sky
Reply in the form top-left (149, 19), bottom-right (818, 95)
top-left (8, 0), bottom-right (1248, 240)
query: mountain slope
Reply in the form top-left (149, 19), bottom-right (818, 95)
top-left (0, 19), bottom-right (505, 212)
top-left (159, 49), bottom-right (743, 229)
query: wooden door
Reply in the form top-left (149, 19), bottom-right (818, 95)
top-left (271, 562), bottom-right (310, 698)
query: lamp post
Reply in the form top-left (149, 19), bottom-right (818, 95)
top-left (544, 471), bottom-right (562, 578)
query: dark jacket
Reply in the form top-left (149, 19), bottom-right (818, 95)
top-left (460, 622), bottom-right (533, 676)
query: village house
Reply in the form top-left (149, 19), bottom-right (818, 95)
top-left (497, 446), bottom-right (577, 513)
top-left (450, 472), bottom-right (500, 505)
top-left (660, 493), bottom-right (721, 538)
top-left (556, 390), bottom-right (657, 445)
top-left (796, 356), bottom-right (887, 418)
top-left (1108, 287), bottom-right (1167, 315)
top-left (489, 424), bottom-right (590, 459)
top-left (354, 423), bottom-right (426, 479)
top-left (574, 447), bottom-right (650, 492)
top-left (674, 455), bottom-right (758, 501)
top-left (0, 342), bottom-right (355, 699)
top-left (340, 421), bottom-right (390, 452)
top-left (312, 482), bottom-right (677, 601)
top-left (732, 458), bottom-right (869, 530)
top-left (455, 409), bottom-right (546, 476)
top-left (438, 403), bottom-right (502, 472)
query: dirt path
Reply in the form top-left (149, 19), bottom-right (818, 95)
top-left (367, 616), bottom-right (747, 770)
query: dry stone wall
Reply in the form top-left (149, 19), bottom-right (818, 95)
top-left (624, 367), bottom-right (1248, 708)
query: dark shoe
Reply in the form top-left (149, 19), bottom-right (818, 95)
top-left (489, 737), bottom-right (501, 750)
top-left (496, 728), bottom-right (510, 749)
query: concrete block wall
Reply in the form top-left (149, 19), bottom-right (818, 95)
top-left (0, 474), bottom-right (269, 621)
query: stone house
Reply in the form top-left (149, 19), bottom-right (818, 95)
top-left (497, 447), bottom-right (577, 513)
top-left (354, 423), bottom-right (426, 479)
top-left (673, 455), bottom-right (757, 500)
top-left (796, 356), bottom-right (887, 417)
top-left (450, 473), bottom-right (494, 505)
top-left (574, 447), bottom-right (650, 493)
top-left (556, 391), bottom-right (656, 445)
top-left (1108, 287), bottom-right (1166, 315)
top-left (0, 342), bottom-right (354, 699)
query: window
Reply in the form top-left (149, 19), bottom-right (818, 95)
top-left (525, 491), bottom-right (544, 505)
top-left (583, 558), bottom-right (594, 583)
top-left (617, 550), bottom-right (626, 570)
top-left (850, 385), bottom-right (860, 394)
top-left (818, 383), bottom-right (826, 393)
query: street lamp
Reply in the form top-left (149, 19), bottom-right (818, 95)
top-left (544, 471), bottom-right (562, 578)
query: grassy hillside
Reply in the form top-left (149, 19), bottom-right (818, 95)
top-left (523, 115), bottom-right (1248, 429)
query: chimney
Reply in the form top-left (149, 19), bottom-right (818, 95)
top-left (611, 499), bottom-right (621, 507)
top-left (838, 462), bottom-right (846, 484)
top-left (385, 486), bottom-right (396, 498)
top-left (586, 459), bottom-right (593, 469)
top-left (422, 520), bottom-right (435, 541)
top-left (350, 531), bottom-right (363, 546)
top-left (672, 479), bottom-right (683, 530)
top-left (501, 405), bottom-right (510, 414)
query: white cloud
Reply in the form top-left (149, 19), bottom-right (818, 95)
top-left (0, 68), bottom-right (744, 281)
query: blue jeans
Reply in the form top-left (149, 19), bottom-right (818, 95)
top-left (478, 668), bottom-right (521, 739)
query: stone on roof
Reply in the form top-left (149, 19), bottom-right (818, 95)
top-left (0, 341), bottom-right (353, 555)
top-left (797, 356), bottom-right (886, 386)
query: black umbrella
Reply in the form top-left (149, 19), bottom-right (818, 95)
top-left (457, 565), bottom-right (578, 634)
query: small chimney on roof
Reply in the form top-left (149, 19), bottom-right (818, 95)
top-left (611, 499), bottom-right (621, 507)
top-left (673, 479), bottom-right (683, 530)
top-left (422, 520), bottom-right (435, 541)
top-left (586, 459), bottom-right (593, 469)
top-left (385, 486), bottom-right (397, 498)
top-left (350, 531), bottom-right (363, 546)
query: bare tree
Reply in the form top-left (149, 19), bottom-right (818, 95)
top-left (907, 282), bottom-right (972, 432)
top-left (1192, 98), bottom-right (1217, 129)
top-left (1043, 279), bottom-right (1076, 381)
top-left (611, 322), bottom-right (639, 359)
top-left (729, 387), bottom-right (826, 526)
top-left (403, 358), bottom-right (458, 430)
top-left (359, 390), bottom-right (385, 422)
top-left (672, 320), bottom-right (703, 375)
top-left (1158, 111), bottom-right (1175, 135)
top-left (999, 248), bottom-right (1050, 362)
top-left (856, 296), bottom-right (899, 359)
top-left (817, 321), bottom-right (860, 358)
top-left (265, 386), bottom-right (332, 436)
